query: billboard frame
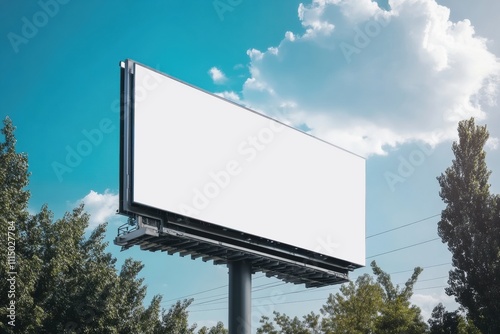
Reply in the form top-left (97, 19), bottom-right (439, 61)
top-left (116, 59), bottom-right (364, 288)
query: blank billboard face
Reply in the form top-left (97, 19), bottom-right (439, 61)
top-left (130, 62), bottom-right (365, 267)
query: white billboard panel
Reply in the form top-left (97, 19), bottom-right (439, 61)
top-left (130, 62), bottom-right (365, 267)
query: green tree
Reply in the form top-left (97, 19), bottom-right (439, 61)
top-left (197, 321), bottom-right (228, 334)
top-left (0, 117), bottom-right (29, 223)
top-left (155, 299), bottom-right (228, 334)
top-left (257, 311), bottom-right (320, 334)
top-left (256, 261), bottom-right (426, 334)
top-left (157, 299), bottom-right (197, 334)
top-left (428, 303), bottom-right (480, 334)
top-left (0, 117), bottom-right (33, 331)
top-left (1, 201), bottom-right (164, 333)
top-left (321, 273), bottom-right (383, 334)
top-left (0, 118), bottom-right (227, 333)
top-left (371, 261), bottom-right (427, 334)
top-left (437, 118), bottom-right (500, 333)
top-left (428, 303), bottom-right (459, 334)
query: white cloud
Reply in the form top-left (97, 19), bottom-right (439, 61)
top-left (298, 2), bottom-right (336, 38)
top-left (247, 48), bottom-right (264, 61)
top-left (268, 46), bottom-right (279, 55)
top-left (215, 90), bottom-right (241, 102)
top-left (196, 320), bottom-right (219, 330)
top-left (240, 0), bottom-right (500, 156)
top-left (208, 66), bottom-right (227, 84)
top-left (412, 291), bottom-right (457, 322)
top-left (285, 31), bottom-right (296, 42)
top-left (73, 189), bottom-right (119, 229)
top-left (486, 137), bottom-right (499, 150)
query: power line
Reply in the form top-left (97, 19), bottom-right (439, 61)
top-left (192, 295), bottom-right (228, 307)
top-left (166, 247), bottom-right (447, 306)
top-left (190, 282), bottom-right (451, 313)
top-left (190, 296), bottom-right (329, 313)
top-left (395, 276), bottom-right (448, 285)
top-left (166, 249), bottom-right (447, 308)
top-left (366, 214), bottom-right (440, 239)
top-left (169, 280), bottom-right (288, 307)
top-left (161, 214), bottom-right (446, 307)
top-left (252, 282), bottom-right (287, 293)
top-left (162, 284), bottom-right (227, 304)
top-left (162, 274), bottom-right (267, 304)
top-left (389, 262), bottom-right (450, 275)
top-left (366, 237), bottom-right (440, 259)
top-left (415, 285), bottom-right (447, 291)
top-left (189, 282), bottom-right (291, 308)
top-left (190, 285), bottom-right (334, 309)
top-left (190, 272), bottom-right (451, 310)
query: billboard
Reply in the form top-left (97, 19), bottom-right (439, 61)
top-left (118, 59), bottom-right (365, 283)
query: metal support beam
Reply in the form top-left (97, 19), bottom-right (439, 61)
top-left (228, 260), bottom-right (252, 334)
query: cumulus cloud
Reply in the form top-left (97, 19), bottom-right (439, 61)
top-left (486, 137), bottom-right (499, 150)
top-left (208, 66), bottom-right (227, 84)
top-left (215, 90), bottom-right (241, 102)
top-left (73, 189), bottom-right (119, 229)
top-left (240, 0), bottom-right (500, 156)
top-left (285, 31), bottom-right (296, 41)
top-left (412, 291), bottom-right (457, 321)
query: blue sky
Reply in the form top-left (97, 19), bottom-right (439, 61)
top-left (1, 0), bottom-right (499, 329)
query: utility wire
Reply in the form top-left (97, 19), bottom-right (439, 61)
top-left (366, 214), bottom-right (440, 239)
top-left (395, 276), bottom-right (448, 285)
top-left (366, 237), bottom-right (440, 259)
top-left (167, 243), bottom-right (447, 306)
top-left (162, 274), bottom-right (266, 304)
top-left (415, 285), bottom-right (447, 291)
top-left (190, 296), bottom-right (329, 313)
top-left (190, 283), bottom-right (450, 313)
top-left (162, 284), bottom-right (227, 304)
top-left (163, 214), bottom-right (444, 306)
top-left (183, 281), bottom-right (290, 307)
top-left (389, 262), bottom-right (450, 275)
top-left (190, 275), bottom-right (452, 312)
top-left (190, 285), bottom-right (334, 309)
top-left (191, 271), bottom-right (451, 310)
top-left (189, 282), bottom-right (287, 306)
top-left (167, 249), bottom-right (447, 308)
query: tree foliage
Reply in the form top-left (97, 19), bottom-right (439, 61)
top-left (158, 299), bottom-right (198, 334)
top-left (0, 117), bottom-right (30, 223)
top-left (0, 118), bottom-right (227, 333)
top-left (256, 261), bottom-right (427, 334)
top-left (428, 303), bottom-right (480, 334)
top-left (371, 261), bottom-right (427, 334)
top-left (437, 118), bottom-right (500, 333)
top-left (257, 311), bottom-right (321, 334)
top-left (197, 321), bottom-right (228, 334)
top-left (320, 273), bottom-right (383, 333)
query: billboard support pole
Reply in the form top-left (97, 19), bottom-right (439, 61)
top-left (228, 260), bottom-right (252, 334)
